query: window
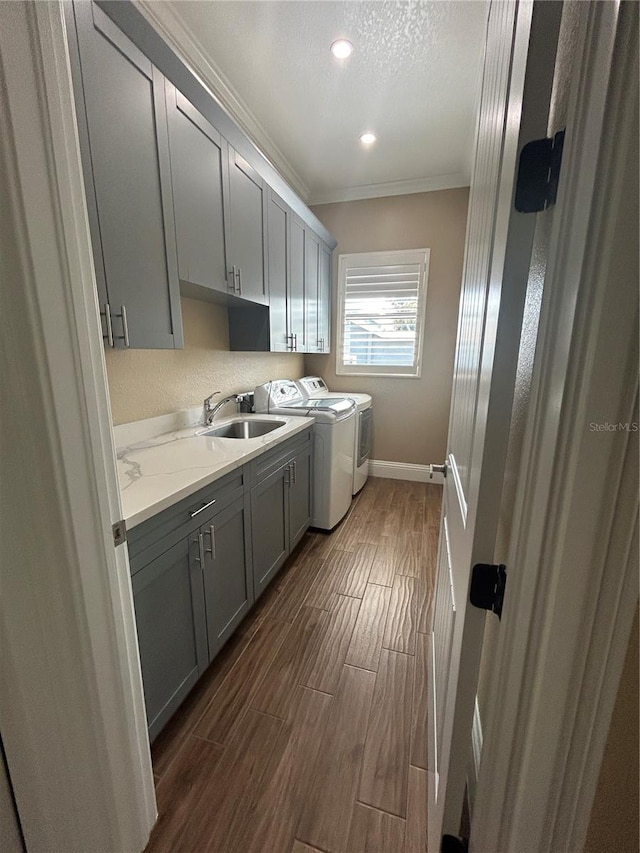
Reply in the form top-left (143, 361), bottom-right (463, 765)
top-left (336, 249), bottom-right (430, 377)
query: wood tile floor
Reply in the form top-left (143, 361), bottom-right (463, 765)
top-left (147, 477), bottom-right (440, 853)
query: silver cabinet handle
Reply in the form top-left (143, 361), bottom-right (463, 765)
top-left (286, 333), bottom-right (294, 351)
top-left (292, 460), bottom-right (297, 484)
top-left (193, 533), bottom-right (205, 567)
top-left (317, 338), bottom-right (324, 352)
top-left (209, 524), bottom-right (216, 559)
top-left (121, 305), bottom-right (130, 347)
top-left (189, 497), bottom-right (216, 518)
top-left (113, 305), bottom-right (130, 347)
top-left (117, 304), bottom-right (130, 347)
top-left (229, 265), bottom-right (237, 292)
top-left (293, 332), bottom-right (298, 351)
top-left (236, 267), bottom-right (242, 295)
top-left (101, 303), bottom-right (114, 347)
top-left (284, 463), bottom-right (290, 485)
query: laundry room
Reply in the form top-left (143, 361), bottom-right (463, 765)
top-left (4, 0), bottom-right (636, 851)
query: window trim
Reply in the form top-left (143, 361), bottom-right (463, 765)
top-left (335, 248), bottom-right (430, 378)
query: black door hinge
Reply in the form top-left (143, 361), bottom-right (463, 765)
top-left (442, 835), bottom-right (469, 853)
top-left (515, 129), bottom-right (565, 213)
top-left (112, 519), bottom-right (127, 547)
top-left (470, 562), bottom-right (507, 619)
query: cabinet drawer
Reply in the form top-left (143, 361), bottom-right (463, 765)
top-left (128, 468), bottom-right (245, 573)
top-left (248, 428), bottom-right (312, 486)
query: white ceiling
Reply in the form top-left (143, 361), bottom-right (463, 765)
top-left (149, 1), bottom-right (489, 204)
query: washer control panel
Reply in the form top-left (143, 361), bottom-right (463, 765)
top-left (298, 376), bottom-right (328, 395)
top-left (254, 379), bottom-right (302, 412)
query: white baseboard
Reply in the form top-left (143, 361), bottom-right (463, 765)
top-left (369, 459), bottom-right (445, 485)
top-left (467, 697), bottom-right (483, 815)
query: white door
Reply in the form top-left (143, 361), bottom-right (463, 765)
top-left (428, 0), bottom-right (564, 845)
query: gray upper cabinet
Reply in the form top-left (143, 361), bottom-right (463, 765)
top-left (318, 243), bottom-right (332, 353)
top-left (69, 2), bottom-right (182, 349)
top-left (266, 189), bottom-right (290, 351)
top-left (201, 495), bottom-right (253, 659)
top-left (305, 230), bottom-right (320, 354)
top-left (166, 82), bottom-right (229, 295)
top-left (226, 149), bottom-right (268, 304)
top-left (132, 535), bottom-right (207, 741)
top-left (289, 214), bottom-right (307, 352)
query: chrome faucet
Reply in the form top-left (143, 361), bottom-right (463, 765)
top-left (203, 391), bottom-right (241, 425)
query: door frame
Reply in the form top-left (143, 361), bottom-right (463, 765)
top-left (0, 2), bottom-right (155, 850)
top-left (472, 2), bottom-right (638, 851)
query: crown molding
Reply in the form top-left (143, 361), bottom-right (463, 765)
top-left (134, 0), bottom-right (310, 202)
top-left (309, 173), bottom-right (470, 206)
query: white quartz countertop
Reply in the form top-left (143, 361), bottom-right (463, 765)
top-left (116, 414), bottom-right (312, 529)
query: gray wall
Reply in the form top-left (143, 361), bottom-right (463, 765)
top-left (306, 187), bottom-right (469, 465)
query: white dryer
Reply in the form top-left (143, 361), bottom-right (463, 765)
top-left (296, 376), bottom-right (372, 495)
top-left (253, 380), bottom-right (356, 531)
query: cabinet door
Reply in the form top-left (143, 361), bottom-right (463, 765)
top-left (289, 215), bottom-right (306, 351)
top-left (226, 148), bottom-right (268, 304)
top-left (288, 444), bottom-right (312, 550)
top-left (318, 243), bottom-right (332, 353)
top-left (132, 536), bottom-right (207, 741)
top-left (304, 230), bottom-right (320, 354)
top-left (267, 190), bottom-right (290, 351)
top-left (72, 2), bottom-right (182, 349)
top-left (201, 496), bottom-right (253, 659)
top-left (251, 464), bottom-right (290, 598)
top-left (166, 83), bottom-right (229, 294)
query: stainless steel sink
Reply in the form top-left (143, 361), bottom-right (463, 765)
top-left (200, 419), bottom-right (286, 439)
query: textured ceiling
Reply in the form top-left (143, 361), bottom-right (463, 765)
top-left (160, 1), bottom-right (489, 202)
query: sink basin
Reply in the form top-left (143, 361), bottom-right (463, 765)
top-left (200, 419), bottom-right (286, 439)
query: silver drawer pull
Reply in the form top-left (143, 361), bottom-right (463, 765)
top-left (292, 460), bottom-right (297, 484)
top-left (189, 497), bottom-right (216, 518)
top-left (209, 525), bottom-right (216, 559)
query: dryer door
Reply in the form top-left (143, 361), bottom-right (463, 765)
top-left (357, 407), bottom-right (373, 467)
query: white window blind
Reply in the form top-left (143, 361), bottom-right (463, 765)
top-left (336, 250), bottom-right (429, 377)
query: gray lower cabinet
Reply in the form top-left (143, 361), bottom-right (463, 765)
top-left (128, 428), bottom-right (312, 741)
top-left (68, 2), bottom-right (182, 349)
top-left (250, 464), bottom-right (290, 598)
top-left (200, 495), bottom-right (253, 659)
top-left (166, 81), bottom-right (229, 295)
top-left (132, 535), bottom-right (207, 741)
top-left (289, 442), bottom-right (313, 548)
top-left (250, 437), bottom-right (312, 598)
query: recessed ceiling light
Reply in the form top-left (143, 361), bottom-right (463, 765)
top-left (331, 39), bottom-right (353, 60)
top-left (360, 132), bottom-right (377, 145)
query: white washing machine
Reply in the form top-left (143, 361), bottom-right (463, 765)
top-left (253, 380), bottom-right (356, 531)
top-left (296, 376), bottom-right (372, 495)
